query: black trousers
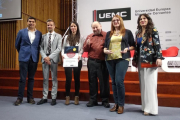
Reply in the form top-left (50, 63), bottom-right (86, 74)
top-left (64, 60), bottom-right (82, 96)
top-left (18, 56), bottom-right (38, 100)
top-left (87, 58), bottom-right (110, 103)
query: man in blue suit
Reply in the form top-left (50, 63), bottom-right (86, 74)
top-left (14, 17), bottom-right (42, 106)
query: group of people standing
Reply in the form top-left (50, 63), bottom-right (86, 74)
top-left (14, 13), bottom-right (163, 116)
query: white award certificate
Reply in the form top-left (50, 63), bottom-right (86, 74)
top-left (63, 46), bottom-right (79, 67)
top-left (63, 58), bottom-right (78, 67)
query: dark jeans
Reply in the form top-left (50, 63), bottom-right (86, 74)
top-left (106, 58), bottom-right (129, 106)
top-left (87, 58), bottom-right (110, 103)
top-left (64, 60), bottom-right (82, 96)
top-left (18, 57), bottom-right (38, 100)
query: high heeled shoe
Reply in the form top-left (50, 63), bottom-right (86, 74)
top-left (144, 111), bottom-right (150, 116)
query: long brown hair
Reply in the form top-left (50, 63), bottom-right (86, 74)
top-left (110, 15), bottom-right (126, 37)
top-left (137, 14), bottom-right (154, 37)
top-left (66, 21), bottom-right (80, 46)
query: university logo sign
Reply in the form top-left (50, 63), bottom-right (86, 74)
top-left (93, 7), bottom-right (131, 22)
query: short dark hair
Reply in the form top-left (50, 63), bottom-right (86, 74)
top-left (27, 17), bottom-right (36, 22)
top-left (46, 19), bottom-right (55, 25)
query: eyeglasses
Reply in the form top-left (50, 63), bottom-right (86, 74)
top-left (112, 19), bottom-right (120, 22)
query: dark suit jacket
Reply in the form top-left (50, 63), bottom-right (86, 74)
top-left (15, 28), bottom-right (42, 62)
top-left (104, 29), bottom-right (135, 60)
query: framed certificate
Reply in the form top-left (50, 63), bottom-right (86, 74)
top-left (63, 46), bottom-right (79, 67)
top-left (63, 59), bottom-right (78, 67)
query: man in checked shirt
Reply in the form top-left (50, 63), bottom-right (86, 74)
top-left (83, 21), bottom-right (110, 108)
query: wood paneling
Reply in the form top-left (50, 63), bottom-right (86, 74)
top-left (60, 0), bottom-right (72, 30)
top-left (0, 21), bottom-right (16, 69)
top-left (0, 0), bottom-right (73, 69)
top-left (17, 0), bottom-right (72, 34)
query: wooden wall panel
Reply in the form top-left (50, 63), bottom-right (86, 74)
top-left (0, 21), bottom-right (16, 69)
top-left (60, 0), bottom-right (72, 31)
top-left (17, 0), bottom-right (72, 35)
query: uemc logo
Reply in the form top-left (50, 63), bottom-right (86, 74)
top-left (93, 8), bottom-right (131, 22)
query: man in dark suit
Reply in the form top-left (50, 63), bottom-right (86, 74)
top-left (14, 17), bottom-right (42, 106)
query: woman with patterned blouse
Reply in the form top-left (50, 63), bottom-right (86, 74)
top-left (104, 15), bottom-right (135, 114)
top-left (132, 14), bottom-right (164, 115)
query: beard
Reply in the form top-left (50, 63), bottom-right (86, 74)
top-left (48, 29), bottom-right (53, 32)
top-left (93, 29), bottom-right (101, 35)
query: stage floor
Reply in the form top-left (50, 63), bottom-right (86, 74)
top-left (1, 96), bottom-right (180, 120)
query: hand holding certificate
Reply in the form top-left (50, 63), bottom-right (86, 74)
top-left (63, 46), bottom-right (79, 67)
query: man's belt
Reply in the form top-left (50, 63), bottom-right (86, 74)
top-left (88, 57), bottom-right (104, 62)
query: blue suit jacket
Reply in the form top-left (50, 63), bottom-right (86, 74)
top-left (15, 28), bottom-right (42, 62)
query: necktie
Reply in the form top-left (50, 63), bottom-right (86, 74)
top-left (48, 34), bottom-right (52, 54)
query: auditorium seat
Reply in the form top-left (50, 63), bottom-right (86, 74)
top-left (82, 52), bottom-right (88, 58)
top-left (161, 46), bottom-right (180, 72)
top-left (162, 46), bottom-right (179, 57)
top-left (130, 50), bottom-right (135, 58)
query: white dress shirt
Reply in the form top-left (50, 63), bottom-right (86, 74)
top-left (27, 28), bottom-right (36, 44)
top-left (47, 31), bottom-right (55, 44)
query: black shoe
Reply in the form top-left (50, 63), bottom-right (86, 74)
top-left (37, 99), bottom-right (47, 105)
top-left (14, 98), bottom-right (22, 106)
top-left (86, 101), bottom-right (98, 107)
top-left (27, 98), bottom-right (35, 104)
top-left (102, 102), bottom-right (110, 108)
top-left (51, 99), bottom-right (56, 106)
